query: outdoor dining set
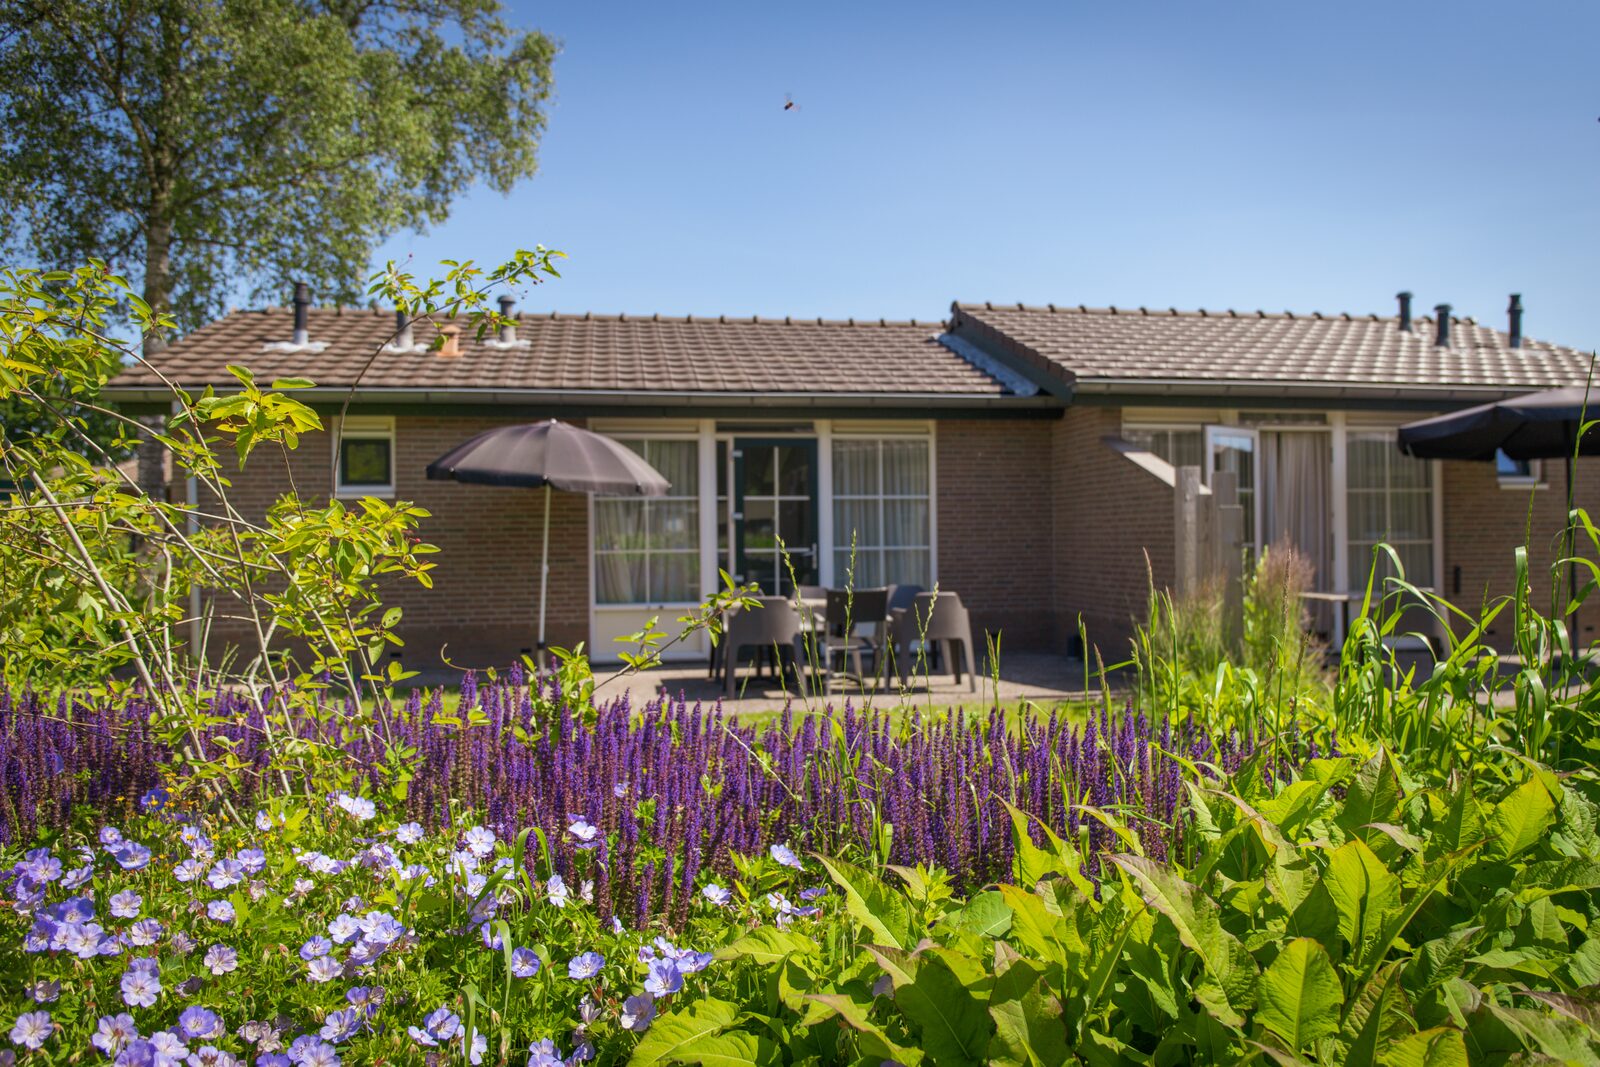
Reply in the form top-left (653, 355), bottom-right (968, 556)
top-left (711, 585), bottom-right (980, 696)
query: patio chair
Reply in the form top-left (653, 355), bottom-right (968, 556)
top-left (889, 591), bottom-right (976, 693)
top-left (816, 587), bottom-right (889, 694)
top-left (723, 596), bottom-right (803, 697)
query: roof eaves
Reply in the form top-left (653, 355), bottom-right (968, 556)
top-left (1071, 377), bottom-right (1558, 404)
top-left (99, 383), bottom-right (1061, 410)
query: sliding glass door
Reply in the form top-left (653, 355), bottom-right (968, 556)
top-left (733, 439), bottom-right (818, 594)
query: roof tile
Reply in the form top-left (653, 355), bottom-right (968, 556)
top-left (109, 307), bottom-right (1006, 397)
top-left (953, 302), bottom-right (1594, 391)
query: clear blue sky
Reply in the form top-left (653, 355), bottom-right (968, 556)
top-left (373, 1), bottom-right (1600, 349)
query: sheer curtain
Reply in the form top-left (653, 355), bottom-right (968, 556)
top-left (831, 438), bottom-right (930, 588)
top-left (1262, 431), bottom-right (1333, 630)
top-left (594, 439), bottom-right (699, 604)
top-left (1345, 431), bottom-right (1433, 590)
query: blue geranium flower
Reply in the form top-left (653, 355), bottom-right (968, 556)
top-left (177, 1006), bottom-right (223, 1041)
top-left (120, 966), bottom-right (161, 1008)
top-left (203, 944), bottom-right (238, 975)
top-left (644, 957), bottom-right (683, 996)
top-left (769, 843), bottom-right (803, 869)
top-left (10, 1010), bottom-right (51, 1050)
top-left (462, 826), bottom-right (496, 857)
top-left (510, 947), bottom-right (541, 978)
top-left (566, 819), bottom-right (601, 849)
top-left (701, 883), bottom-right (732, 906)
top-left (205, 900), bottom-right (235, 924)
top-left (91, 1012), bottom-right (140, 1055)
top-left (305, 956), bottom-right (343, 984)
top-left (566, 951), bottom-right (603, 981)
top-left (299, 936), bottom-right (333, 961)
top-left (527, 1039), bottom-right (564, 1067)
top-left (110, 890), bottom-right (143, 918)
top-left (110, 840), bottom-right (152, 870)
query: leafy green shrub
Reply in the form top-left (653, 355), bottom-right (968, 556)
top-left (705, 750), bottom-right (1600, 1065)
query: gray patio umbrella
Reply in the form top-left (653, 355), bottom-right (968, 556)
top-left (426, 420), bottom-right (670, 663)
top-left (1396, 386), bottom-right (1600, 463)
top-left (1398, 386), bottom-right (1599, 643)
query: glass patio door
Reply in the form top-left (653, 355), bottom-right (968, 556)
top-left (733, 439), bottom-right (818, 594)
top-left (1205, 426), bottom-right (1259, 560)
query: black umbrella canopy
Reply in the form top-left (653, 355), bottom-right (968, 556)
top-left (1397, 386), bottom-right (1600, 463)
top-left (426, 420), bottom-right (670, 496)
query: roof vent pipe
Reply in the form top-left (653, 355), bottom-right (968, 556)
top-left (292, 282), bottom-right (310, 346)
top-left (497, 294), bottom-right (516, 345)
top-left (1508, 293), bottom-right (1523, 348)
top-left (1396, 291), bottom-right (1412, 332)
top-left (1434, 303), bottom-right (1451, 347)
top-left (394, 308), bottom-right (413, 350)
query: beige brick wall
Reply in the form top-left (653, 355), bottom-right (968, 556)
top-left (934, 419), bottom-right (1057, 651)
top-left (199, 414), bottom-right (590, 673)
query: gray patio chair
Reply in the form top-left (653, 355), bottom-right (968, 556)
top-left (889, 591), bottom-right (976, 692)
top-left (817, 587), bottom-right (889, 694)
top-left (723, 596), bottom-right (803, 697)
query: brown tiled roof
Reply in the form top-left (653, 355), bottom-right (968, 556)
top-left (953, 302), bottom-right (1596, 398)
top-left (106, 307), bottom-right (1014, 398)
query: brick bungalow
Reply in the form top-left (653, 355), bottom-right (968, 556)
top-left (104, 292), bottom-right (1597, 667)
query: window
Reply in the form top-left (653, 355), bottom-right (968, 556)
top-left (335, 417), bottom-right (395, 496)
top-left (593, 439), bottom-right (699, 604)
top-left (1346, 431), bottom-right (1434, 590)
top-left (1496, 450), bottom-right (1541, 487)
top-left (1122, 426), bottom-right (1204, 470)
top-left (831, 438), bottom-right (931, 588)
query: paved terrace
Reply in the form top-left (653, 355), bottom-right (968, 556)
top-left (589, 650), bottom-right (1104, 717)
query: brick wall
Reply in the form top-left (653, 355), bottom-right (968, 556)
top-left (1052, 406), bottom-right (1174, 661)
top-left (934, 419), bottom-right (1057, 651)
top-left (198, 414), bottom-right (589, 673)
top-left (1442, 456), bottom-right (1600, 653)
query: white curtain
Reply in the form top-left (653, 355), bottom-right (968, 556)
top-left (831, 438), bottom-right (931, 588)
top-left (594, 440), bottom-right (699, 604)
top-left (1261, 431), bottom-right (1332, 631)
top-left (1344, 431), bottom-right (1433, 590)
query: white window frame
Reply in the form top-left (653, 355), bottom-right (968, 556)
top-left (1496, 451), bottom-right (1544, 489)
top-left (588, 434), bottom-right (702, 608)
top-left (333, 416), bottom-right (395, 498)
top-left (1203, 425), bottom-right (1262, 560)
top-left (829, 428), bottom-right (935, 591)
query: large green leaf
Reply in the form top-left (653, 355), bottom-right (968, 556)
top-left (807, 993), bottom-right (926, 1065)
top-left (1337, 751), bottom-right (1404, 840)
top-left (1403, 927), bottom-right (1483, 997)
top-left (626, 999), bottom-right (740, 1066)
top-left (1337, 961), bottom-right (1409, 1067)
top-left (1488, 778), bottom-right (1558, 861)
top-left (1324, 838), bottom-right (1401, 961)
top-left (988, 963), bottom-right (1071, 1067)
top-left (818, 855), bottom-right (914, 949)
top-left (1378, 1028), bottom-right (1468, 1067)
top-left (998, 884), bottom-right (1085, 971)
top-left (874, 949), bottom-right (992, 1067)
top-left (1257, 938), bottom-right (1344, 1051)
top-left (1108, 854), bottom-right (1257, 1026)
top-left (714, 926), bottom-right (820, 965)
top-left (1002, 799), bottom-right (1096, 896)
top-left (661, 1031), bottom-right (775, 1067)
top-left (949, 891), bottom-right (1014, 938)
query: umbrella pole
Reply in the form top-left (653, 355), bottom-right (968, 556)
top-left (538, 482), bottom-right (551, 672)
